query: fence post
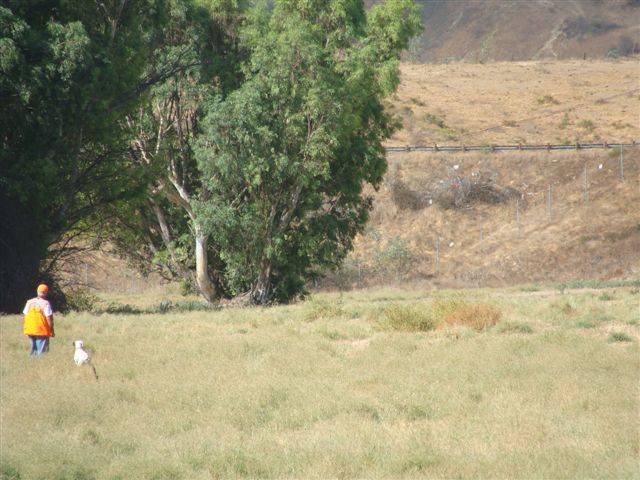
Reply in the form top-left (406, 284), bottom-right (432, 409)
top-left (435, 237), bottom-right (440, 274)
top-left (620, 147), bottom-right (624, 182)
top-left (516, 198), bottom-right (521, 234)
top-left (547, 184), bottom-right (552, 221)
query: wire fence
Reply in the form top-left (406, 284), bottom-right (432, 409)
top-left (323, 146), bottom-right (640, 289)
top-left (385, 141), bottom-right (639, 153)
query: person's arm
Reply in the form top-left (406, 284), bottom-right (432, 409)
top-left (47, 314), bottom-right (54, 337)
top-left (43, 301), bottom-right (54, 337)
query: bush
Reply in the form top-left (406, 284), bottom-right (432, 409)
top-left (374, 237), bottom-right (415, 282)
top-left (97, 304), bottom-right (143, 315)
top-left (537, 95), bottom-right (559, 105)
top-left (304, 297), bottom-right (344, 322)
top-left (607, 331), bottom-right (633, 343)
top-left (390, 179), bottom-right (430, 211)
top-left (432, 170), bottom-right (520, 210)
top-left (65, 288), bottom-right (99, 312)
top-left (150, 300), bottom-right (215, 313)
top-left (437, 298), bottom-right (502, 331)
top-left (378, 303), bottom-right (438, 332)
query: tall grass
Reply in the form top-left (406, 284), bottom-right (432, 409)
top-left (1, 287), bottom-right (638, 479)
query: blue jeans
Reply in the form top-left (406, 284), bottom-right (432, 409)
top-left (28, 336), bottom-right (49, 356)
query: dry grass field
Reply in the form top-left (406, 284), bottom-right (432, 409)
top-left (1, 286), bottom-right (639, 479)
top-left (388, 60), bottom-right (639, 146)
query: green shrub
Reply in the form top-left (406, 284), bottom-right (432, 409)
top-left (558, 113), bottom-right (570, 129)
top-left (374, 237), bottom-right (415, 281)
top-left (97, 303), bottom-right (143, 315)
top-left (150, 300), bottom-right (215, 313)
top-left (65, 288), bottom-right (99, 312)
top-left (576, 319), bottom-right (597, 329)
top-left (316, 326), bottom-right (347, 340)
top-left (577, 119), bottom-right (595, 132)
top-left (424, 113), bottom-right (446, 128)
top-left (0, 464), bottom-right (22, 480)
top-left (390, 179), bottom-right (428, 211)
top-left (378, 303), bottom-right (437, 332)
top-left (537, 94), bottom-right (559, 105)
top-left (607, 331), bottom-right (633, 343)
top-left (304, 297), bottom-right (344, 322)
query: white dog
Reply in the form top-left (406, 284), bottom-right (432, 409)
top-left (73, 340), bottom-right (90, 365)
top-left (73, 340), bottom-right (98, 380)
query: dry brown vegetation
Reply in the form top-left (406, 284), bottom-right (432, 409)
top-left (387, 60), bottom-right (639, 146)
top-left (404, 0), bottom-right (640, 63)
top-left (331, 59), bottom-right (640, 290)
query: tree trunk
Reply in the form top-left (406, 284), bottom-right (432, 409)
top-left (195, 231), bottom-right (217, 304)
top-left (251, 258), bottom-right (272, 305)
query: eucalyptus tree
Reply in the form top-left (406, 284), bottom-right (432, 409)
top-left (109, 0), bottom-right (242, 302)
top-left (194, 0), bottom-right (422, 303)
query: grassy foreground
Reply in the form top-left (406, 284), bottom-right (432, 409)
top-left (1, 286), bottom-right (638, 479)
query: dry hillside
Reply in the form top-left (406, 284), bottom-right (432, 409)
top-left (330, 59), bottom-right (640, 289)
top-left (387, 60), bottom-right (639, 146)
top-left (397, 0), bottom-right (640, 62)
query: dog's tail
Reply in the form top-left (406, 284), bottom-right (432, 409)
top-left (90, 363), bottom-right (99, 381)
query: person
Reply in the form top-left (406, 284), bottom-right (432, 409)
top-left (23, 284), bottom-right (55, 356)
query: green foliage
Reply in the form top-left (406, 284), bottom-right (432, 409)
top-left (377, 303), bottom-right (438, 332)
top-left (195, 0), bottom-right (422, 303)
top-left (65, 289), bottom-right (99, 312)
top-left (607, 331), bottom-right (633, 343)
top-left (0, 1), bottom-right (171, 312)
top-left (304, 297), bottom-right (345, 322)
top-left (0, 464), bottom-right (21, 480)
top-left (150, 300), bottom-right (217, 313)
top-left (1, 0), bottom-right (421, 309)
top-left (374, 236), bottom-right (415, 280)
top-left (575, 309), bottom-right (613, 328)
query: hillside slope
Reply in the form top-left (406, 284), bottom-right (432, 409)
top-left (327, 59), bottom-right (640, 289)
top-left (403, 0), bottom-right (640, 62)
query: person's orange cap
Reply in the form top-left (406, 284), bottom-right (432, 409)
top-left (37, 284), bottom-right (49, 295)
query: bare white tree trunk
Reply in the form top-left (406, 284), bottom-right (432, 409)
top-left (126, 87), bottom-right (219, 304)
top-left (195, 229), bottom-right (216, 303)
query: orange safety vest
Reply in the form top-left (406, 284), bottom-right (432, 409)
top-left (23, 299), bottom-right (53, 337)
